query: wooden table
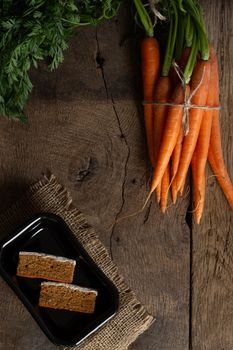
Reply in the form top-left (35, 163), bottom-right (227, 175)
top-left (0, 1), bottom-right (232, 349)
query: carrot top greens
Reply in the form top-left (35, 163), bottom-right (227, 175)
top-left (134, 0), bottom-right (154, 37)
top-left (133, 2), bottom-right (233, 221)
top-left (0, 0), bottom-right (122, 121)
top-left (0, 0), bottom-right (209, 121)
top-left (134, 0), bottom-right (209, 83)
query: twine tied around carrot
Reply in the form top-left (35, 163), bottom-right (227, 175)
top-left (143, 61), bottom-right (221, 135)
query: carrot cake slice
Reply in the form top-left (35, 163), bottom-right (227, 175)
top-left (39, 282), bottom-right (98, 313)
top-left (16, 251), bottom-right (76, 283)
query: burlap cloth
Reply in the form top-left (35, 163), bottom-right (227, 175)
top-left (0, 175), bottom-right (153, 349)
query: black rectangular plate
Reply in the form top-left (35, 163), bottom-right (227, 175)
top-left (0, 213), bottom-right (119, 346)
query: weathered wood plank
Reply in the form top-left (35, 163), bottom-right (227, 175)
top-left (95, 8), bottom-right (190, 350)
top-left (191, 1), bottom-right (233, 349)
top-left (0, 3), bottom-right (191, 350)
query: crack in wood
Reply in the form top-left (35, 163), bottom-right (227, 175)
top-left (185, 206), bottom-right (192, 231)
top-left (109, 94), bottom-right (131, 260)
top-left (189, 222), bottom-right (193, 350)
top-left (94, 28), bottom-right (131, 260)
top-left (186, 180), bottom-right (193, 350)
top-left (223, 216), bottom-right (231, 254)
top-left (95, 18), bottom-right (195, 348)
top-left (95, 28), bottom-right (109, 99)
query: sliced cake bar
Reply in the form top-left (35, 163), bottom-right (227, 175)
top-left (39, 282), bottom-right (98, 313)
top-left (16, 251), bottom-right (76, 283)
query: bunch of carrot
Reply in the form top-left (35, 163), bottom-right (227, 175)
top-left (134, 0), bottom-right (233, 223)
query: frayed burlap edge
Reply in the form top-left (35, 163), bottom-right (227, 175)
top-left (0, 175), bottom-right (154, 350)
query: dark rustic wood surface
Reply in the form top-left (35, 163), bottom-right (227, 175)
top-left (0, 1), bottom-right (232, 349)
top-left (191, 1), bottom-right (233, 350)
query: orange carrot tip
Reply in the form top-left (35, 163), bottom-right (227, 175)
top-left (179, 178), bottom-right (186, 196)
top-left (171, 180), bottom-right (178, 204)
top-left (160, 165), bottom-right (170, 213)
top-left (155, 184), bottom-right (161, 203)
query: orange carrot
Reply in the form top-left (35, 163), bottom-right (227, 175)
top-left (191, 151), bottom-right (205, 224)
top-left (142, 37), bottom-right (160, 166)
top-left (208, 147), bottom-right (233, 209)
top-left (208, 120), bottom-right (233, 208)
top-left (155, 186), bottom-right (161, 203)
top-left (179, 175), bottom-right (186, 196)
top-left (191, 150), bottom-right (199, 217)
top-left (206, 46), bottom-right (233, 209)
top-left (160, 164), bottom-right (170, 212)
top-left (153, 76), bottom-right (172, 202)
top-left (191, 47), bottom-right (217, 223)
top-left (175, 59), bottom-right (211, 192)
top-left (171, 179), bottom-right (178, 203)
top-left (171, 126), bottom-right (183, 203)
top-left (168, 48), bottom-right (191, 203)
top-left (172, 127), bottom-right (184, 176)
top-left (150, 83), bottom-right (190, 193)
top-left (153, 77), bottom-right (172, 166)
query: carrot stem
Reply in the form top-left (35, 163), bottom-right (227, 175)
top-left (185, 0), bottom-right (209, 60)
top-left (183, 32), bottom-right (198, 84)
top-left (162, 0), bottom-right (178, 76)
top-left (175, 13), bottom-right (185, 60)
top-left (134, 0), bottom-right (154, 37)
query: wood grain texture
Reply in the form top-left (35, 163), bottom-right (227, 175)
top-left (0, 4), bottom-right (190, 349)
top-left (94, 11), bottom-right (190, 350)
top-left (191, 1), bottom-right (233, 350)
top-left (0, 1), bottom-right (231, 349)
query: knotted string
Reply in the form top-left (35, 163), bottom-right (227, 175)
top-left (143, 60), bottom-right (221, 135)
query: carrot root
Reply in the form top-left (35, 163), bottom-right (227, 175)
top-left (160, 165), bottom-right (170, 213)
top-left (151, 83), bottom-right (190, 193)
top-left (175, 59), bottom-right (211, 192)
